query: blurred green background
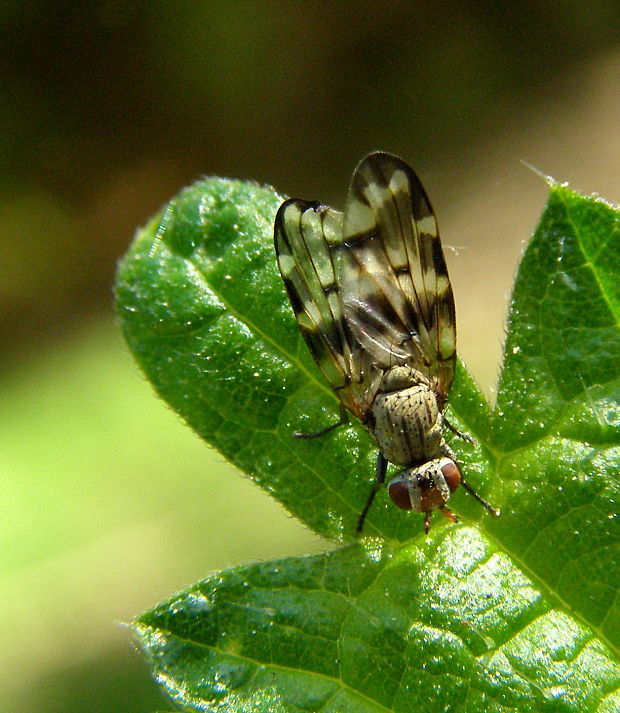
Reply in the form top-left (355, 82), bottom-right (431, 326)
top-left (2, 2), bottom-right (620, 710)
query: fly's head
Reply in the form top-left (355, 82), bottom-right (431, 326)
top-left (387, 457), bottom-right (461, 532)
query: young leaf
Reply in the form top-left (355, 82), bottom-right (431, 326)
top-left (115, 173), bottom-right (620, 711)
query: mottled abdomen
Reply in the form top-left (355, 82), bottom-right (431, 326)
top-left (371, 377), bottom-right (443, 467)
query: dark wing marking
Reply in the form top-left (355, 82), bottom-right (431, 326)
top-left (336, 152), bottom-right (456, 404)
top-left (274, 199), bottom-right (380, 422)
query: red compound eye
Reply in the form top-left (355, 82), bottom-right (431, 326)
top-left (387, 478), bottom-right (413, 510)
top-left (441, 461), bottom-right (461, 493)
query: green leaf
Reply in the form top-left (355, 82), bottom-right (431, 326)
top-left (115, 175), bottom-right (620, 711)
top-left (135, 528), bottom-right (620, 713)
top-left (488, 186), bottom-right (620, 651)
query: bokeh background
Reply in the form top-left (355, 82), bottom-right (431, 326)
top-left (2, 2), bottom-right (620, 710)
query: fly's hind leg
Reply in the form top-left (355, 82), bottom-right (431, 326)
top-left (294, 403), bottom-right (348, 439)
top-left (355, 452), bottom-right (388, 534)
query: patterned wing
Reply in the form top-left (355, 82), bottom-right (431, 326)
top-left (274, 199), bottom-right (380, 422)
top-left (335, 152), bottom-right (456, 404)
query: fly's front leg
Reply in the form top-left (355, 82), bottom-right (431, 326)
top-left (294, 403), bottom-right (348, 439)
top-left (356, 452), bottom-right (388, 534)
top-left (460, 480), bottom-right (500, 517)
top-left (441, 441), bottom-right (499, 517)
top-left (443, 416), bottom-right (476, 445)
top-left (423, 511), bottom-right (432, 534)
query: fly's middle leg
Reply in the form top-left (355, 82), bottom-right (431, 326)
top-left (293, 403), bottom-right (349, 439)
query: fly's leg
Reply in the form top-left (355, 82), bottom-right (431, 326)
top-left (441, 441), bottom-right (500, 517)
top-left (293, 419), bottom-right (345, 439)
top-left (439, 506), bottom-right (459, 526)
top-left (428, 507), bottom-right (459, 533)
top-left (355, 452), bottom-right (388, 534)
top-left (459, 480), bottom-right (500, 517)
top-left (441, 441), bottom-right (458, 461)
top-left (443, 416), bottom-right (476, 445)
top-left (423, 511), bottom-right (432, 534)
top-left (294, 403), bottom-right (348, 439)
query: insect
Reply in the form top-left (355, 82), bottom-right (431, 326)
top-left (274, 152), bottom-right (498, 533)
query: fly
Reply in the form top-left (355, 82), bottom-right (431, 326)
top-left (274, 152), bottom-right (498, 533)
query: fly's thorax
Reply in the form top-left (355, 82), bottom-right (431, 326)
top-left (371, 379), bottom-right (443, 467)
top-left (379, 365), bottom-right (429, 392)
top-left (387, 458), bottom-right (461, 513)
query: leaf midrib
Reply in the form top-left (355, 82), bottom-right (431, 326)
top-left (186, 253), bottom-right (337, 405)
top-left (136, 622), bottom-right (396, 713)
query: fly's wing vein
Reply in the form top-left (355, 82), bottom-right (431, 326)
top-left (336, 152), bottom-right (456, 404)
top-left (274, 199), bottom-right (377, 421)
